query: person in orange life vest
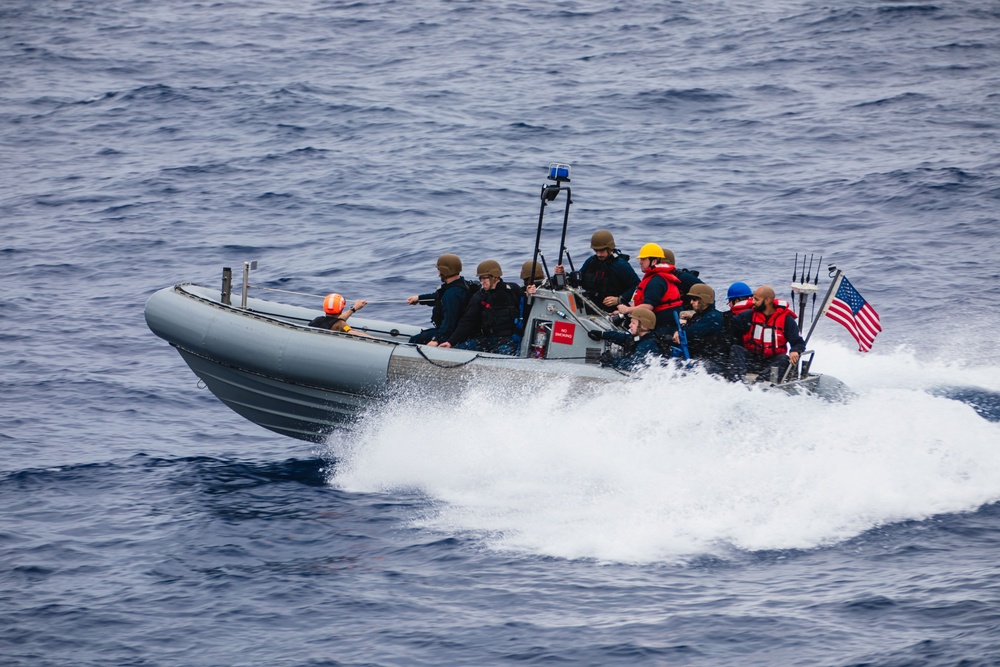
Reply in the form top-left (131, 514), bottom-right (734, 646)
top-left (726, 285), bottom-right (804, 382)
top-left (308, 293), bottom-right (371, 337)
top-left (616, 243), bottom-right (683, 335)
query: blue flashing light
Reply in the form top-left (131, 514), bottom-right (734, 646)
top-left (547, 163), bottom-right (571, 182)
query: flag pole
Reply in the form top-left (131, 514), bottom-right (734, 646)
top-left (802, 267), bottom-right (841, 348)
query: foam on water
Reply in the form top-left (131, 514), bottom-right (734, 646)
top-left (326, 348), bottom-right (1000, 563)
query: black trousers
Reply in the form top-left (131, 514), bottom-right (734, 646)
top-left (726, 346), bottom-right (790, 383)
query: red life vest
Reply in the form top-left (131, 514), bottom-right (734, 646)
top-left (730, 297), bottom-right (754, 315)
top-left (743, 302), bottom-right (797, 358)
top-left (731, 297), bottom-right (790, 315)
top-left (632, 264), bottom-right (683, 312)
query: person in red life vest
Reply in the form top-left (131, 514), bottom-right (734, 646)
top-left (615, 243), bottom-right (684, 336)
top-left (726, 285), bottom-right (805, 383)
top-left (722, 281), bottom-right (754, 349)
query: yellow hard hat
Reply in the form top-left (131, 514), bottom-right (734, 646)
top-left (638, 243), bottom-right (665, 259)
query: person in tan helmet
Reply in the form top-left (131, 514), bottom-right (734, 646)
top-left (406, 253), bottom-right (474, 345)
top-left (674, 283), bottom-right (727, 372)
top-left (554, 229), bottom-right (639, 312)
top-left (440, 260), bottom-right (522, 355)
top-left (587, 307), bottom-right (663, 370)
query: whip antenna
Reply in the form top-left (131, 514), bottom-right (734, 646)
top-left (791, 253), bottom-right (799, 310)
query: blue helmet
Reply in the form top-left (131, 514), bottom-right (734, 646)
top-left (726, 281), bottom-right (753, 300)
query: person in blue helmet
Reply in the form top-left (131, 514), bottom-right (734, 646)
top-left (722, 281), bottom-right (754, 347)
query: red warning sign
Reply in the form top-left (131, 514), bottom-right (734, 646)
top-left (552, 321), bottom-right (575, 345)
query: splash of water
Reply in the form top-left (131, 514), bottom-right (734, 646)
top-left (325, 342), bottom-right (1000, 563)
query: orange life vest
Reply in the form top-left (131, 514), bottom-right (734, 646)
top-left (730, 297), bottom-right (754, 315)
top-left (632, 264), bottom-right (683, 312)
top-left (743, 303), bottom-right (797, 358)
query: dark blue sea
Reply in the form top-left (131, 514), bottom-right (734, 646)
top-left (4, 1), bottom-right (1000, 664)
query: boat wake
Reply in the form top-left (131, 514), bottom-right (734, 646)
top-left (323, 339), bottom-right (1000, 563)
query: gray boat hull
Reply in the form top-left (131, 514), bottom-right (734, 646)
top-left (145, 284), bottom-right (618, 441)
top-left (145, 283), bottom-right (852, 441)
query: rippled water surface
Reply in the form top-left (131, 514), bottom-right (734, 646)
top-left (3, 1), bottom-right (1000, 665)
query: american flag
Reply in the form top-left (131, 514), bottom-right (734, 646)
top-left (823, 274), bottom-right (882, 352)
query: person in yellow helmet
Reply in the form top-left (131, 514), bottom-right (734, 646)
top-left (617, 243), bottom-right (684, 335)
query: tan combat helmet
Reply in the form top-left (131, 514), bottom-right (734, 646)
top-left (590, 229), bottom-right (616, 251)
top-left (436, 253), bottom-right (462, 277)
top-left (476, 260), bottom-right (503, 279)
top-left (687, 283), bottom-right (715, 305)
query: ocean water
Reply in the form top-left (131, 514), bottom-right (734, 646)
top-left (3, 0), bottom-right (1000, 664)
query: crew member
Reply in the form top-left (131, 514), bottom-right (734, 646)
top-left (616, 243), bottom-right (683, 336)
top-left (722, 281), bottom-right (754, 347)
top-left (674, 283), bottom-right (726, 372)
top-left (726, 285), bottom-right (805, 383)
top-left (406, 253), bottom-right (474, 345)
top-left (661, 247), bottom-right (704, 308)
top-left (518, 260), bottom-right (545, 337)
top-left (308, 293), bottom-right (370, 336)
top-left (587, 307), bottom-right (662, 371)
top-left (554, 230), bottom-right (639, 312)
top-left (440, 260), bottom-right (522, 355)
top-left (521, 260), bottom-right (545, 292)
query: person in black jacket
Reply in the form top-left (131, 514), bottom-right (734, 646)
top-left (587, 307), bottom-right (663, 371)
top-left (406, 253), bottom-right (474, 345)
top-left (440, 260), bottom-right (522, 355)
top-left (661, 247), bottom-right (704, 309)
top-left (555, 230), bottom-right (639, 312)
top-left (673, 283), bottom-right (727, 373)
